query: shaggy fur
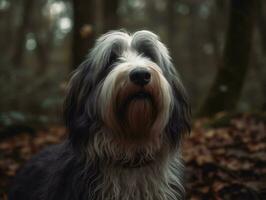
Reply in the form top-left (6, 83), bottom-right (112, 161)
top-left (9, 30), bottom-right (190, 200)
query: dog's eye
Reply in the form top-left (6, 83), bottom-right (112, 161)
top-left (143, 51), bottom-right (157, 62)
top-left (139, 47), bottom-right (158, 63)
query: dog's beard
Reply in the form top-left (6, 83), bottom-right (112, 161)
top-left (97, 64), bottom-right (173, 167)
top-left (105, 88), bottom-right (161, 167)
top-left (125, 97), bottom-right (154, 136)
top-left (117, 89), bottom-right (156, 140)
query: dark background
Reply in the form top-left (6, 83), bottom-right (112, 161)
top-left (0, 0), bottom-right (265, 199)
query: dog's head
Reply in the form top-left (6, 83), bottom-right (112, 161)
top-left (64, 30), bottom-right (190, 166)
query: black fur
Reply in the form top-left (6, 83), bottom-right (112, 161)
top-left (9, 143), bottom-right (100, 200)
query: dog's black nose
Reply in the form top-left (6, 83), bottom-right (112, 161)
top-left (129, 68), bottom-right (151, 86)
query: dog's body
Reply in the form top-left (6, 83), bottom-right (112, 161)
top-left (9, 30), bottom-right (190, 200)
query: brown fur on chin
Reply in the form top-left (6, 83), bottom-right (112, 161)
top-left (123, 98), bottom-right (155, 138)
top-left (116, 86), bottom-right (156, 140)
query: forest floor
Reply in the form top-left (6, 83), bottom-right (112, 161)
top-left (0, 113), bottom-right (265, 200)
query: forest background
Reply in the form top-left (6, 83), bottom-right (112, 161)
top-left (0, 0), bottom-right (265, 199)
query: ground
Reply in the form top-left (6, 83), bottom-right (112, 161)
top-left (0, 113), bottom-right (265, 199)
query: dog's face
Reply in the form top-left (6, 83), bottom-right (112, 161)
top-left (64, 30), bottom-right (190, 167)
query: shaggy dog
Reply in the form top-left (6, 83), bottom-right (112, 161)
top-left (9, 30), bottom-right (190, 200)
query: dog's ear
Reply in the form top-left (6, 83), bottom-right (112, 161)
top-left (145, 34), bottom-right (191, 145)
top-left (63, 60), bottom-right (95, 150)
top-left (166, 63), bottom-right (191, 147)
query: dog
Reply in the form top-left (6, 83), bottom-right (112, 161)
top-left (9, 30), bottom-right (190, 200)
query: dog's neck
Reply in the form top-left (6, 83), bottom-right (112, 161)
top-left (92, 155), bottom-right (185, 200)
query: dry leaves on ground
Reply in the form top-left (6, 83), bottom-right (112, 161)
top-left (0, 113), bottom-right (266, 199)
top-left (183, 113), bottom-right (266, 199)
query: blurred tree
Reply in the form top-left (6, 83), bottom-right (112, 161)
top-left (208, 0), bottom-right (228, 62)
top-left (199, 0), bottom-right (256, 116)
top-left (31, 0), bottom-right (49, 72)
top-left (166, 0), bottom-right (177, 52)
top-left (95, 0), bottom-right (103, 35)
top-left (72, 0), bottom-right (119, 69)
top-left (256, 0), bottom-right (266, 110)
top-left (12, 0), bottom-right (50, 71)
top-left (72, 0), bottom-right (96, 69)
top-left (12, 0), bottom-right (34, 66)
top-left (188, 3), bottom-right (201, 99)
top-left (257, 1), bottom-right (266, 52)
top-left (103, 0), bottom-right (119, 32)
top-left (0, 0), bottom-right (14, 54)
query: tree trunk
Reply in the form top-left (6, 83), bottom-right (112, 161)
top-left (72, 0), bottom-right (96, 69)
top-left (199, 0), bottom-right (256, 117)
top-left (255, 0), bottom-right (266, 110)
top-left (166, 0), bottom-right (176, 53)
top-left (34, 33), bottom-right (48, 73)
top-left (207, 0), bottom-right (229, 63)
top-left (256, 0), bottom-right (266, 52)
top-left (102, 0), bottom-right (119, 32)
top-left (95, 0), bottom-right (104, 35)
top-left (12, 0), bottom-right (34, 67)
